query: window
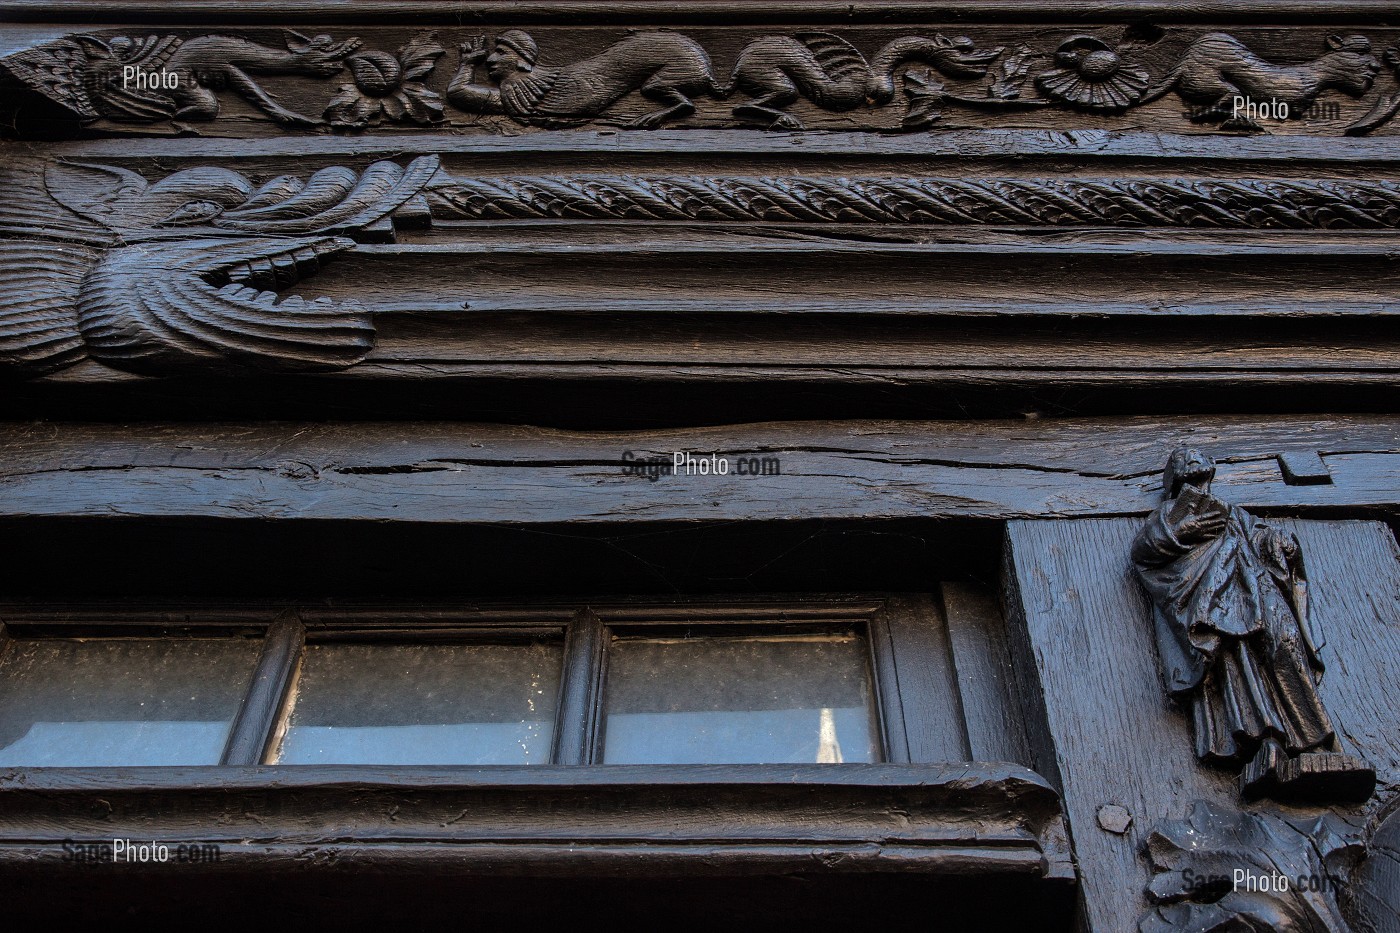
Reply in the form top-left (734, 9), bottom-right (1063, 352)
top-left (0, 590), bottom-right (1066, 902)
top-left (0, 636), bottom-right (261, 767)
top-left (0, 596), bottom-right (964, 768)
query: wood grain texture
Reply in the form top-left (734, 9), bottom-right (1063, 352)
top-left (877, 594), bottom-right (965, 763)
top-left (1278, 520), bottom-right (1400, 793)
top-left (1003, 518), bottom-right (1400, 932)
top-left (1, 416), bottom-right (1399, 525)
top-left (943, 581), bottom-right (1031, 766)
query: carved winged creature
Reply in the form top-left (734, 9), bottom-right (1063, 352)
top-left (729, 33), bottom-right (1003, 129)
top-left (446, 30), bottom-right (1003, 131)
top-left (1137, 33), bottom-right (1380, 131)
top-left (447, 30), bottom-right (725, 129)
top-left (0, 156), bottom-right (441, 376)
top-left (0, 31), bottom-right (360, 126)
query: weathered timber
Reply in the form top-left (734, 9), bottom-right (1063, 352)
top-left (1003, 518), bottom-right (1400, 932)
top-left (0, 762), bottom-right (1072, 877)
top-left (1, 417), bottom-right (1400, 524)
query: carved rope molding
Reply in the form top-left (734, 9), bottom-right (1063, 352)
top-left (427, 174), bottom-right (1400, 227)
top-left (5, 26), bottom-right (1400, 136)
top-left (7, 157), bottom-right (1400, 377)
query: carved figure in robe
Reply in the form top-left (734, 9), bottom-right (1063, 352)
top-left (1132, 447), bottom-right (1374, 801)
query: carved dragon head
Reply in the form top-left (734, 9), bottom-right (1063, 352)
top-left (0, 155), bottom-right (440, 377)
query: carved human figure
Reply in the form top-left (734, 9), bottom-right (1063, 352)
top-left (446, 31), bottom-right (723, 129)
top-left (1132, 447), bottom-right (1374, 801)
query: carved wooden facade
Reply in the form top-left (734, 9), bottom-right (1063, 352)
top-left (2, 2), bottom-right (1400, 930)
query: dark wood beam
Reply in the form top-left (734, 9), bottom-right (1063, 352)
top-left (1, 416), bottom-right (1399, 524)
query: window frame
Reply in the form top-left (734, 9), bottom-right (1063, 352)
top-left (0, 594), bottom-right (960, 769)
top-left (0, 592), bottom-right (1068, 882)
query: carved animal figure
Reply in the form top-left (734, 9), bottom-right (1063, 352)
top-left (447, 30), bottom-right (724, 129)
top-left (730, 33), bottom-right (1002, 129)
top-left (1139, 33), bottom-right (1380, 130)
top-left (0, 32), bottom-right (361, 126)
top-left (0, 156), bottom-right (441, 377)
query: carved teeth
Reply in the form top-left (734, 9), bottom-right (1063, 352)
top-left (245, 257), bottom-right (275, 285)
top-left (291, 247), bottom-right (321, 275)
top-left (270, 252), bottom-right (300, 289)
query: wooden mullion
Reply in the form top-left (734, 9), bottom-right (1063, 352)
top-left (550, 609), bottom-right (607, 765)
top-left (882, 593), bottom-right (973, 764)
top-left (866, 612), bottom-right (911, 764)
top-left (221, 612), bottom-right (306, 766)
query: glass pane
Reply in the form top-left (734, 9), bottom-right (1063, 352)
top-left (276, 641), bottom-right (562, 765)
top-left (601, 631), bottom-right (881, 764)
top-left (0, 638), bottom-right (262, 766)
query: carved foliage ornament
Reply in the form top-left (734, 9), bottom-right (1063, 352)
top-left (4, 28), bottom-right (1400, 135)
top-left (1141, 801), bottom-right (1363, 933)
top-left (1132, 448), bottom-right (1375, 804)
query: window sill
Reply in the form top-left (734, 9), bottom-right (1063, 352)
top-left (0, 762), bottom-right (1071, 880)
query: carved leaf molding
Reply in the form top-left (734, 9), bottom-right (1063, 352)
top-left (425, 174), bottom-right (1400, 228)
top-left (3, 28), bottom-right (1400, 135)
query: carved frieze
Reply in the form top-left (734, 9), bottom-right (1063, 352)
top-left (4, 26), bottom-right (1400, 136)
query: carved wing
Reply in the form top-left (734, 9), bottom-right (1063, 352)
top-left (77, 235), bottom-right (375, 373)
top-left (49, 155), bottom-right (441, 236)
top-left (0, 38), bottom-right (100, 119)
top-left (215, 156), bottom-right (441, 233)
top-left (4, 156), bottom-right (442, 376)
top-left (0, 241), bottom-right (92, 375)
top-left (795, 32), bottom-right (869, 81)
